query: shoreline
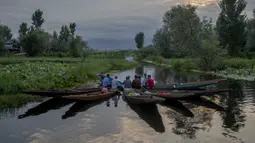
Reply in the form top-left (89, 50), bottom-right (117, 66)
top-left (142, 60), bottom-right (255, 82)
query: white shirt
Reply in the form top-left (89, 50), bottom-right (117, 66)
top-left (111, 79), bottom-right (119, 88)
top-left (141, 77), bottom-right (145, 86)
top-left (141, 77), bottom-right (147, 86)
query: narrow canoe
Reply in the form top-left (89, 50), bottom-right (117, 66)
top-left (146, 89), bottom-right (229, 100)
top-left (153, 79), bottom-right (226, 90)
top-left (141, 91), bottom-right (196, 100)
top-left (124, 95), bottom-right (165, 104)
top-left (61, 89), bottom-right (118, 101)
top-left (123, 90), bottom-right (165, 104)
top-left (21, 87), bottom-right (103, 97)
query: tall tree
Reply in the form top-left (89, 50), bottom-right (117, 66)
top-left (216, 0), bottom-right (247, 56)
top-left (152, 27), bottom-right (172, 58)
top-left (69, 23), bottom-right (76, 36)
top-left (69, 35), bottom-right (87, 57)
top-left (246, 9), bottom-right (255, 52)
top-left (22, 29), bottom-right (45, 56)
top-left (135, 32), bottom-right (144, 49)
top-left (32, 9), bottom-right (45, 29)
top-left (18, 22), bottom-right (28, 46)
top-left (50, 31), bottom-right (59, 52)
top-left (164, 5), bottom-right (201, 57)
top-left (19, 22), bottom-right (28, 36)
top-left (59, 25), bottom-right (70, 42)
top-left (52, 31), bottom-right (58, 40)
top-left (0, 24), bottom-right (12, 41)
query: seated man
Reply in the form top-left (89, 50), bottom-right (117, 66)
top-left (103, 75), bottom-right (110, 88)
top-left (107, 74), bottom-right (113, 88)
top-left (132, 75), bottom-right (141, 89)
top-left (146, 75), bottom-right (155, 89)
top-left (123, 76), bottom-right (132, 88)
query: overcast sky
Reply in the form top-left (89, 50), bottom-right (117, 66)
top-left (0, 0), bottom-right (254, 50)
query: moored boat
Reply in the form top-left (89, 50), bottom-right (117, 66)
top-left (21, 87), bottom-right (103, 97)
top-left (61, 89), bottom-right (119, 101)
top-left (123, 90), bottom-right (165, 104)
top-left (143, 89), bottom-right (229, 100)
top-left (153, 79), bottom-right (226, 90)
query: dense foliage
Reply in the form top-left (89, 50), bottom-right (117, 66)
top-left (149, 1), bottom-right (255, 71)
top-left (135, 32), bottom-right (145, 49)
top-left (216, 0), bottom-right (247, 56)
top-left (0, 9), bottom-right (89, 57)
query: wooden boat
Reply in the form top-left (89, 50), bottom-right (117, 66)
top-left (61, 89), bottom-right (119, 101)
top-left (21, 87), bottom-right (103, 97)
top-left (123, 90), bottom-right (165, 104)
top-left (144, 89), bottom-right (229, 100)
top-left (153, 79), bottom-right (226, 90)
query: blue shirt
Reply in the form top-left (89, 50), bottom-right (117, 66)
top-left (109, 77), bottom-right (113, 83)
top-left (103, 77), bottom-right (110, 87)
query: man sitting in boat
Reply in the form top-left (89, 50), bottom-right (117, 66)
top-left (132, 75), bottom-right (141, 89)
top-left (140, 73), bottom-right (148, 87)
top-left (111, 76), bottom-right (125, 91)
top-left (123, 76), bottom-right (132, 88)
top-left (103, 74), bottom-right (111, 88)
top-left (146, 75), bottom-right (155, 89)
top-left (107, 74), bottom-right (113, 87)
top-left (97, 73), bottom-right (105, 86)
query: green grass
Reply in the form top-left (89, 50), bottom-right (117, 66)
top-left (0, 57), bottom-right (82, 65)
top-left (148, 56), bottom-right (255, 76)
top-left (0, 57), bottom-right (137, 109)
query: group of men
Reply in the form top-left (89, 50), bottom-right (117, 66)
top-left (100, 73), bottom-right (154, 89)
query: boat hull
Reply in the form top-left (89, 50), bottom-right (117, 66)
top-left (153, 79), bottom-right (225, 90)
top-left (21, 88), bottom-right (103, 97)
top-left (62, 89), bottom-right (118, 101)
top-left (124, 95), bottom-right (165, 104)
top-left (123, 90), bottom-right (165, 104)
top-left (150, 89), bottom-right (229, 100)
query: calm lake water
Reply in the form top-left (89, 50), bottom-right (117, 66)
top-left (1, 64), bottom-right (255, 143)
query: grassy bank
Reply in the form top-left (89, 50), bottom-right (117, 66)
top-left (144, 56), bottom-right (255, 81)
top-left (0, 57), bottom-right (82, 65)
top-left (0, 57), bottom-right (137, 109)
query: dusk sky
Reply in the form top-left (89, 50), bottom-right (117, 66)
top-left (0, 0), bottom-right (254, 50)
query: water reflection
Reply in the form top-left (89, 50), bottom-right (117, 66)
top-left (154, 67), bottom-right (221, 85)
top-left (0, 108), bottom-right (19, 119)
top-left (219, 80), bottom-right (246, 132)
top-left (135, 66), bottom-right (144, 76)
top-left (18, 98), bottom-right (74, 119)
top-left (183, 97), bottom-right (225, 111)
top-left (0, 65), bottom-right (255, 143)
top-left (167, 103), bottom-right (214, 139)
top-left (123, 96), bottom-right (165, 133)
top-left (159, 100), bottom-right (194, 117)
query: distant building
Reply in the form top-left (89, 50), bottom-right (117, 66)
top-left (4, 40), bottom-right (21, 52)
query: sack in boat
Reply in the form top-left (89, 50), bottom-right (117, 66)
top-left (101, 88), bottom-right (108, 94)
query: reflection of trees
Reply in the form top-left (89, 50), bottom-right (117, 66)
top-left (154, 68), bottom-right (203, 85)
top-left (0, 108), bottom-right (19, 119)
top-left (165, 103), bottom-right (214, 139)
top-left (246, 81), bottom-right (255, 104)
top-left (219, 80), bottom-right (246, 132)
top-left (154, 67), bottom-right (176, 84)
top-left (135, 66), bottom-right (144, 76)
